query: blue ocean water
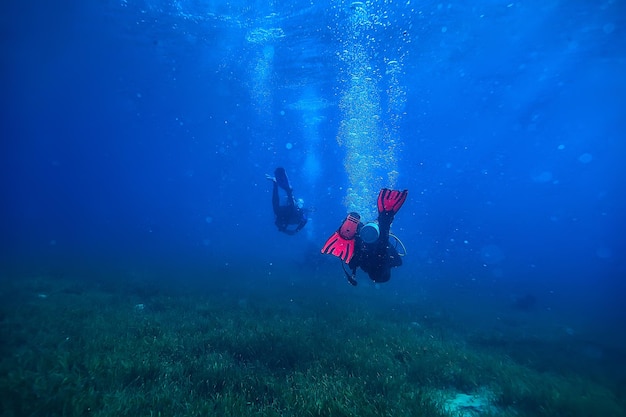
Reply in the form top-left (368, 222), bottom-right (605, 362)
top-left (2, 0), bottom-right (625, 376)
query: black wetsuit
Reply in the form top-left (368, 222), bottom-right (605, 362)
top-left (272, 181), bottom-right (307, 235)
top-left (348, 211), bottom-right (402, 283)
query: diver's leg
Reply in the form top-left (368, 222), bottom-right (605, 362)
top-left (367, 212), bottom-right (395, 282)
top-left (376, 211), bottom-right (393, 251)
top-left (272, 182), bottom-right (280, 214)
top-left (285, 185), bottom-right (295, 207)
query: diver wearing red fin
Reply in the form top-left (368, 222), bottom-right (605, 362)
top-left (321, 189), bottom-right (408, 285)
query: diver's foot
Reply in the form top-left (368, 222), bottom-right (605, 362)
top-left (321, 212), bottom-right (360, 264)
top-left (377, 189), bottom-right (408, 215)
top-left (377, 210), bottom-right (395, 226)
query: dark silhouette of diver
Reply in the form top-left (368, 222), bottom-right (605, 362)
top-left (321, 189), bottom-right (408, 285)
top-left (266, 167), bottom-right (308, 235)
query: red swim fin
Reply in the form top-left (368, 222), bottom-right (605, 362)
top-left (377, 189), bottom-right (408, 215)
top-left (321, 232), bottom-right (355, 264)
top-left (321, 212), bottom-right (360, 263)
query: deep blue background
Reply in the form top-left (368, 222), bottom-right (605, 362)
top-left (2, 1), bottom-right (625, 339)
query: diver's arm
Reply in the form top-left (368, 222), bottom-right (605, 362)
top-left (283, 209), bottom-right (307, 235)
top-left (275, 218), bottom-right (288, 233)
top-left (278, 218), bottom-right (298, 235)
top-left (283, 220), bottom-right (305, 235)
top-left (294, 217), bottom-right (307, 233)
top-left (347, 265), bottom-right (358, 286)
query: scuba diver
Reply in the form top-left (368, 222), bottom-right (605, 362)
top-left (266, 167), bottom-right (308, 235)
top-left (321, 189), bottom-right (408, 285)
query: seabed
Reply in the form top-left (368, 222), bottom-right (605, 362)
top-left (1, 272), bottom-right (624, 417)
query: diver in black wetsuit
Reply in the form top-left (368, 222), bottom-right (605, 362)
top-left (266, 167), bottom-right (308, 235)
top-left (347, 210), bottom-right (403, 284)
top-left (321, 189), bottom-right (408, 285)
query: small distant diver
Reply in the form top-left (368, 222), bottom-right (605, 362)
top-left (321, 188), bottom-right (408, 285)
top-left (266, 167), bottom-right (308, 235)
